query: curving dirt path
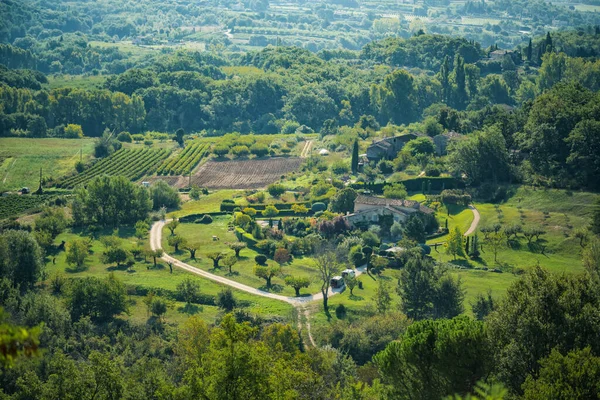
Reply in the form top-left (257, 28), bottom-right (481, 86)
top-left (464, 205), bottom-right (481, 236)
top-left (150, 220), bottom-right (366, 306)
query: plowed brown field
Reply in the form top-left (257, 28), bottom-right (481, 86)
top-left (191, 158), bottom-right (302, 189)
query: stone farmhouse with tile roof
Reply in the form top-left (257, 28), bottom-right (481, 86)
top-left (343, 195), bottom-right (434, 228)
top-left (366, 134), bottom-right (419, 162)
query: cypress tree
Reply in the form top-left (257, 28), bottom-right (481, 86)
top-left (351, 140), bottom-right (359, 174)
top-left (439, 56), bottom-right (451, 104)
top-left (465, 236), bottom-right (470, 254)
top-left (545, 32), bottom-right (553, 52)
top-left (454, 55), bottom-right (467, 109)
top-left (526, 38), bottom-right (533, 61)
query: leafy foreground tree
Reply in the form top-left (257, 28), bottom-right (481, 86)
top-left (0, 307), bottom-right (40, 367)
top-left (177, 277), bottom-right (199, 305)
top-left (0, 229), bottom-right (44, 288)
top-left (522, 347), bottom-right (600, 400)
top-left (66, 274), bottom-right (128, 322)
top-left (397, 251), bottom-right (464, 320)
top-left (176, 314), bottom-right (363, 399)
top-left (486, 265), bottom-right (600, 395)
top-left (374, 316), bottom-right (491, 399)
top-left (150, 180), bottom-right (181, 210)
top-left (71, 175), bottom-right (151, 227)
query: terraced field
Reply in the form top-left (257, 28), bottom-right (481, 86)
top-left (57, 148), bottom-right (169, 188)
top-left (191, 157), bottom-right (302, 189)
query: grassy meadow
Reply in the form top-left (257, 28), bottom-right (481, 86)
top-left (0, 137), bottom-right (95, 192)
top-left (43, 226), bottom-right (293, 325)
top-left (163, 216), bottom-right (322, 297)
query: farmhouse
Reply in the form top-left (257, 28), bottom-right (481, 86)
top-left (366, 134), bottom-right (418, 162)
top-left (433, 131), bottom-right (462, 156)
top-left (489, 49), bottom-right (510, 59)
top-left (343, 195), bottom-right (434, 227)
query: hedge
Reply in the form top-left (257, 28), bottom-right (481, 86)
top-left (256, 209), bottom-right (312, 217)
top-left (179, 212), bottom-right (229, 223)
top-left (235, 227), bottom-right (259, 247)
top-left (350, 177), bottom-right (463, 194)
top-left (220, 201), bottom-right (312, 212)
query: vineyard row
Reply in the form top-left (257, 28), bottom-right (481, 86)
top-left (157, 142), bottom-right (209, 176)
top-left (57, 148), bottom-right (169, 188)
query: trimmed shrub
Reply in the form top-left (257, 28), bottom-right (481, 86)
top-left (117, 131), bottom-right (132, 142)
top-left (312, 202), bottom-right (327, 212)
top-left (255, 254), bottom-right (268, 265)
top-left (195, 215), bottom-right (213, 224)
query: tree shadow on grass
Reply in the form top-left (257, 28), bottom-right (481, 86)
top-left (446, 204), bottom-right (467, 217)
top-left (106, 264), bottom-right (128, 272)
top-left (258, 284), bottom-right (284, 293)
top-left (225, 271), bottom-right (240, 277)
top-left (65, 265), bottom-right (88, 273)
top-left (528, 239), bottom-right (549, 256)
top-left (468, 257), bottom-right (488, 267)
top-left (177, 303), bottom-right (203, 315)
top-left (147, 263), bottom-right (165, 270)
top-left (349, 294), bottom-right (364, 301)
top-left (448, 259), bottom-right (475, 269)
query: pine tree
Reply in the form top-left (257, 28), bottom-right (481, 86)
top-left (351, 140), bottom-right (359, 174)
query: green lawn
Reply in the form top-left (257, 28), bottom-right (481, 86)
top-left (169, 190), bottom-right (243, 218)
top-left (427, 203), bottom-right (474, 244)
top-left (427, 186), bottom-right (598, 308)
top-left (44, 227), bottom-right (293, 324)
top-left (0, 138), bottom-right (95, 192)
top-left (163, 217), bottom-right (322, 297)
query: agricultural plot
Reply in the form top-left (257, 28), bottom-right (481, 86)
top-left (0, 138), bottom-right (96, 192)
top-left (0, 194), bottom-right (50, 220)
top-left (156, 142), bottom-right (209, 175)
top-left (192, 158), bottom-right (303, 189)
top-left (57, 148), bottom-right (169, 188)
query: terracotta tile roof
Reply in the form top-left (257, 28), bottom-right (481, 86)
top-left (355, 195), bottom-right (434, 214)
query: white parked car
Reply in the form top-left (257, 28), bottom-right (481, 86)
top-left (341, 269), bottom-right (356, 279)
